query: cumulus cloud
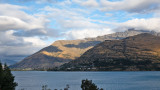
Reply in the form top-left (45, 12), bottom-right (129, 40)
top-left (118, 18), bottom-right (160, 32)
top-left (0, 4), bottom-right (52, 36)
top-left (0, 30), bottom-right (47, 55)
top-left (0, 3), bottom-right (60, 37)
top-left (0, 4), bottom-right (54, 64)
top-left (0, 30), bottom-right (47, 64)
top-left (65, 28), bottom-right (113, 40)
top-left (0, 45), bottom-right (44, 65)
top-left (23, 37), bottom-right (47, 46)
top-left (0, 16), bottom-right (30, 31)
top-left (0, 30), bottom-right (25, 46)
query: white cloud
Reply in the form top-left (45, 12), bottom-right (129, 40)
top-left (0, 45), bottom-right (43, 56)
top-left (60, 19), bottom-right (101, 29)
top-left (36, 0), bottom-right (56, 4)
top-left (65, 28), bottom-right (113, 40)
top-left (43, 6), bottom-right (96, 28)
top-left (0, 4), bottom-right (53, 63)
top-left (73, 0), bottom-right (99, 7)
top-left (44, 6), bottom-right (113, 40)
top-left (23, 37), bottom-right (47, 46)
top-left (0, 4), bottom-right (32, 22)
top-left (0, 16), bottom-right (29, 31)
top-left (0, 30), bottom-right (47, 63)
top-left (44, 6), bottom-right (87, 20)
top-left (0, 30), bottom-right (23, 46)
top-left (105, 13), bottom-right (113, 17)
top-left (100, 0), bottom-right (160, 13)
top-left (0, 4), bottom-right (51, 36)
top-left (73, 0), bottom-right (160, 13)
top-left (118, 18), bottom-right (160, 32)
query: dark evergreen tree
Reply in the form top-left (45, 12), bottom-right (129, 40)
top-left (0, 62), bottom-right (3, 89)
top-left (81, 79), bottom-right (103, 90)
top-left (42, 85), bottom-right (51, 90)
top-left (0, 63), bottom-right (17, 90)
top-left (64, 84), bottom-right (70, 90)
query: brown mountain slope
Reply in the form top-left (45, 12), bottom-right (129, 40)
top-left (10, 30), bottom-right (160, 70)
top-left (10, 40), bottom-right (100, 70)
top-left (61, 33), bottom-right (160, 71)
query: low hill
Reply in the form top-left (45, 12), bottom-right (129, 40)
top-left (60, 33), bottom-right (160, 71)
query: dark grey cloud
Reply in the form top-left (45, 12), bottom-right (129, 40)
top-left (13, 29), bottom-right (47, 37)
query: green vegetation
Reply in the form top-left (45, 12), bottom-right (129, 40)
top-left (41, 79), bottom-right (103, 90)
top-left (42, 85), bottom-right (51, 90)
top-left (81, 79), bottom-right (103, 90)
top-left (0, 62), bottom-right (18, 90)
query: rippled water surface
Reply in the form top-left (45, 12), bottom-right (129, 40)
top-left (12, 71), bottom-right (160, 90)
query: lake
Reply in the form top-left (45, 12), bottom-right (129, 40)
top-left (12, 71), bottom-right (160, 90)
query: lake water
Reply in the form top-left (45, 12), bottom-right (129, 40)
top-left (12, 71), bottom-right (160, 90)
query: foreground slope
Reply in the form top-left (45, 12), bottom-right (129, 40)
top-left (61, 33), bottom-right (160, 71)
top-left (10, 30), bottom-right (159, 70)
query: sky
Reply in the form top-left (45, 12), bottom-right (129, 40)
top-left (0, 0), bottom-right (160, 64)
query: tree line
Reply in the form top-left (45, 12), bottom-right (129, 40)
top-left (0, 62), bottom-right (18, 90)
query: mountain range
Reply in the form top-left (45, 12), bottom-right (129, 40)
top-left (60, 33), bottom-right (160, 71)
top-left (10, 29), bottom-right (160, 70)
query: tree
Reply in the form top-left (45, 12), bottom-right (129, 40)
top-left (0, 62), bottom-right (3, 89)
top-left (64, 84), bottom-right (70, 90)
top-left (42, 85), bottom-right (51, 90)
top-left (81, 79), bottom-right (103, 90)
top-left (0, 63), bottom-right (18, 90)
